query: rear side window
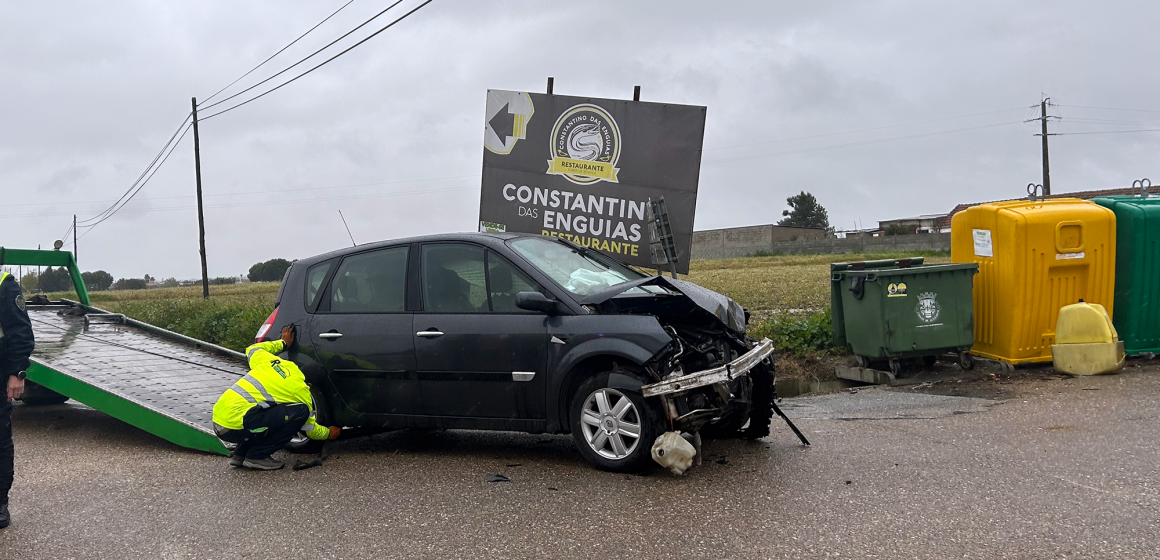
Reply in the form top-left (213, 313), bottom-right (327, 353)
top-left (330, 247), bottom-right (409, 313)
top-left (304, 261), bottom-right (333, 310)
top-left (421, 244), bottom-right (488, 313)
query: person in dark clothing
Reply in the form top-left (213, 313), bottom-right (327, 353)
top-left (0, 271), bottom-right (33, 529)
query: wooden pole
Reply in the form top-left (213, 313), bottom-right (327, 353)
top-left (191, 97), bottom-right (209, 299)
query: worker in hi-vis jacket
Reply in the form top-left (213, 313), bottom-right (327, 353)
top-left (211, 325), bottom-right (339, 470)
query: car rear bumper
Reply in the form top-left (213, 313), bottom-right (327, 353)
top-left (641, 338), bottom-right (774, 398)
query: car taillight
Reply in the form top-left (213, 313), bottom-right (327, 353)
top-left (255, 307), bottom-right (279, 343)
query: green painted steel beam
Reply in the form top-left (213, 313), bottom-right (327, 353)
top-left (0, 247), bottom-right (90, 306)
top-left (26, 361), bottom-right (228, 456)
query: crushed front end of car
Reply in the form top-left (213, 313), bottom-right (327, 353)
top-left (578, 276), bottom-right (807, 473)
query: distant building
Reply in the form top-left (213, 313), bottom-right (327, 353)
top-left (936, 187), bottom-right (1137, 231)
top-left (877, 213), bottom-right (949, 235)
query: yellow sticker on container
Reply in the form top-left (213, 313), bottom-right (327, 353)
top-left (887, 282), bottom-right (908, 297)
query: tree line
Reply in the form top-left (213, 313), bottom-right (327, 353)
top-left (13, 258), bottom-right (292, 293)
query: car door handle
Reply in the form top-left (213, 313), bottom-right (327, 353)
top-left (416, 330), bottom-right (444, 338)
top-left (319, 332), bottom-right (343, 340)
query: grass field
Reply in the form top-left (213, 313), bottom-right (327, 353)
top-left (45, 282), bottom-right (280, 353)
top-left (686, 251), bottom-right (951, 320)
top-left (42, 250), bottom-right (949, 357)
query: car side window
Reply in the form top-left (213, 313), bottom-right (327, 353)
top-left (487, 252), bottom-right (540, 313)
top-left (329, 247), bottom-right (408, 313)
top-left (421, 244), bottom-right (488, 313)
top-left (304, 261), bottom-right (333, 310)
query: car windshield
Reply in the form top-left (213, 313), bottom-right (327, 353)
top-left (509, 237), bottom-right (650, 296)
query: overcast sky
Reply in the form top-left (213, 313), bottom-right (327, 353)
top-left (2, 0), bottom-right (1157, 280)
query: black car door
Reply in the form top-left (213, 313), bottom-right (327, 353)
top-left (412, 242), bottom-right (548, 419)
top-left (308, 245), bottom-right (420, 415)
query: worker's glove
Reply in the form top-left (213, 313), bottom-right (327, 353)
top-left (327, 426), bottom-right (342, 440)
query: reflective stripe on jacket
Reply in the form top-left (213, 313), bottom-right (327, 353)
top-left (211, 339), bottom-right (330, 440)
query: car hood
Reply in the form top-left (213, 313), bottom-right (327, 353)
top-left (576, 276), bottom-right (747, 335)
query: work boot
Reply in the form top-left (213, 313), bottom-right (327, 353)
top-left (0, 504), bottom-right (10, 529)
top-left (229, 453), bottom-right (244, 467)
top-left (242, 457), bottom-right (285, 471)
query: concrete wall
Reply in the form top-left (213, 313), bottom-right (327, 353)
top-left (691, 225), bottom-right (827, 260)
top-left (692, 228), bottom-right (950, 260)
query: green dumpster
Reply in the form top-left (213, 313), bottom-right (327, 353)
top-left (831, 258), bottom-right (978, 373)
top-left (1094, 193), bottom-right (1160, 355)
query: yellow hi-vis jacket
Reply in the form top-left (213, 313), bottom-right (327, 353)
top-left (211, 339), bottom-right (330, 440)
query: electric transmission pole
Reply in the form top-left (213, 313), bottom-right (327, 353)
top-left (191, 97), bottom-right (209, 299)
top-left (1039, 98), bottom-right (1052, 196)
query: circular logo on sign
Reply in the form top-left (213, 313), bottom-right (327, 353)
top-left (547, 104), bottom-right (621, 185)
top-left (916, 292), bottom-right (941, 323)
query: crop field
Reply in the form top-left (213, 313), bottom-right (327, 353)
top-left (687, 251), bottom-right (951, 320)
top-left (41, 251), bottom-right (949, 356)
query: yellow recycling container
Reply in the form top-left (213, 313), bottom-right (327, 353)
top-left (951, 198), bottom-right (1116, 365)
top-left (1051, 301), bottom-right (1125, 375)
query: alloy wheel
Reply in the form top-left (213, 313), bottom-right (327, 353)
top-left (579, 388), bottom-right (642, 460)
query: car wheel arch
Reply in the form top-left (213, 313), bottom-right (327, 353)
top-left (554, 355), bottom-right (653, 434)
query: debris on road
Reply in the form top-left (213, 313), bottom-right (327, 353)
top-left (651, 432), bottom-right (696, 475)
top-left (487, 474), bottom-right (510, 483)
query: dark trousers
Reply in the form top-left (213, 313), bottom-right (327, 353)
top-left (214, 403), bottom-right (309, 460)
top-left (1, 399), bottom-right (13, 505)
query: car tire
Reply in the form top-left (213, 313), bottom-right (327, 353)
top-left (284, 387), bottom-right (331, 455)
top-left (19, 381), bottom-right (69, 406)
top-left (569, 371), bottom-right (664, 473)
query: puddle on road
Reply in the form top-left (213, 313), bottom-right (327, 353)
top-left (776, 378), bottom-right (856, 399)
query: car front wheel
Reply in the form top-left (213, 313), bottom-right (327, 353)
top-left (570, 372), bottom-right (663, 473)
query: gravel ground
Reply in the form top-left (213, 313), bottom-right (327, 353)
top-left (1, 367), bottom-right (1157, 559)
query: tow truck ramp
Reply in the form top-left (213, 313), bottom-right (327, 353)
top-left (4, 247), bottom-right (244, 455)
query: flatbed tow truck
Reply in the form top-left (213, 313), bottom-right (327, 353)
top-left (4, 247), bottom-right (243, 455)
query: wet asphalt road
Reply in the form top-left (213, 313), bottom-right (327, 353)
top-left (1, 368), bottom-right (1157, 559)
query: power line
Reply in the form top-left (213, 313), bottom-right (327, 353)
top-left (1059, 117), bottom-right (1160, 127)
top-left (7, 184), bottom-right (478, 220)
top-left (1056, 104), bottom-right (1160, 114)
top-left (6, 173), bottom-right (479, 209)
top-left (200, 0), bottom-right (435, 121)
top-left (76, 123), bottom-right (193, 230)
top-left (703, 121), bottom-right (1021, 165)
top-left (197, 0), bottom-right (406, 113)
top-left (703, 107), bottom-right (1027, 151)
top-left (77, 113), bottom-right (192, 225)
top-left (1054, 129), bottom-right (1160, 135)
top-left (200, 0), bottom-right (357, 105)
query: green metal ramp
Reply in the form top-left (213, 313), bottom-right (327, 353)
top-left (3, 247), bottom-right (246, 455)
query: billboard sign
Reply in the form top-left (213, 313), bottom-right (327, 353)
top-left (479, 89), bottom-right (706, 274)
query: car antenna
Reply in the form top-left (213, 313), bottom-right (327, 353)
top-left (338, 210), bottom-right (357, 247)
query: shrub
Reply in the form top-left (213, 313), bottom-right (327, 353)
top-left (114, 297), bottom-right (273, 353)
top-left (749, 308), bottom-right (838, 357)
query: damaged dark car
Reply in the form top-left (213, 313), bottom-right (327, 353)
top-left (263, 233), bottom-right (798, 472)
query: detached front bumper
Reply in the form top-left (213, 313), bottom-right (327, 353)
top-left (642, 338), bottom-right (774, 398)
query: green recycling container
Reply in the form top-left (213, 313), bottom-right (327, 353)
top-left (1093, 194), bottom-right (1160, 355)
top-left (831, 258), bottom-right (978, 369)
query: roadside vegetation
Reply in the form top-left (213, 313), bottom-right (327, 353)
top-left (44, 283), bottom-right (278, 353)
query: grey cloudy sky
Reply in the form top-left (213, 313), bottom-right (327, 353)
top-left (2, 0), bottom-right (1157, 280)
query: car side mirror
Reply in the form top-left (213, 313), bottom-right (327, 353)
top-left (516, 291), bottom-right (560, 315)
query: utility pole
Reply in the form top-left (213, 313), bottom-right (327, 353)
top-left (191, 97), bottom-right (209, 299)
top-left (546, 76), bottom-right (554, 95)
top-left (73, 214), bottom-right (77, 264)
top-left (1039, 98), bottom-right (1052, 196)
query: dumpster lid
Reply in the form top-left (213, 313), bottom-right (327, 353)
top-left (833, 262), bottom-right (978, 278)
